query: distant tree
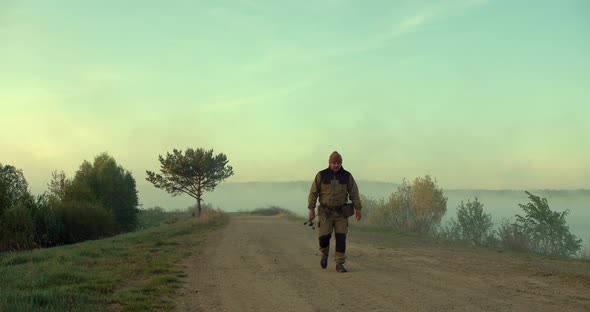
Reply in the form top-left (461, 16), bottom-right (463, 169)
top-left (66, 153), bottom-right (139, 231)
top-left (146, 148), bottom-right (234, 217)
top-left (515, 191), bottom-right (581, 257)
top-left (64, 161), bottom-right (96, 203)
top-left (47, 170), bottom-right (70, 203)
top-left (0, 163), bottom-right (29, 217)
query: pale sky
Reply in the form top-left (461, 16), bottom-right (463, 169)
top-left (1, 0), bottom-right (589, 197)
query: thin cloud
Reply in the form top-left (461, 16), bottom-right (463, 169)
top-left (326, 0), bottom-right (489, 56)
top-left (240, 0), bottom-right (489, 69)
top-left (201, 80), bottom-right (314, 112)
top-left (389, 0), bottom-right (489, 38)
top-left (393, 12), bottom-right (434, 36)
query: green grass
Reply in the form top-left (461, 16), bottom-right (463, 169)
top-left (0, 213), bottom-right (228, 312)
top-left (349, 223), bottom-right (445, 246)
top-left (136, 208), bottom-right (192, 230)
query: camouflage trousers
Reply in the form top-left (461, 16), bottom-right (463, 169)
top-left (317, 206), bottom-right (349, 264)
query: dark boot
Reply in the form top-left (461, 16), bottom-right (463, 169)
top-left (320, 254), bottom-right (328, 269)
top-left (336, 263), bottom-right (347, 273)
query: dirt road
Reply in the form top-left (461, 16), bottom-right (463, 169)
top-left (175, 214), bottom-right (590, 312)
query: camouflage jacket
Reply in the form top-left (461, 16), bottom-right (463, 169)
top-left (308, 167), bottom-right (362, 211)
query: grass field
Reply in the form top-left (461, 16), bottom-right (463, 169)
top-left (0, 210), bottom-right (227, 312)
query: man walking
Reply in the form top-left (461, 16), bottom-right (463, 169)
top-left (308, 151), bottom-right (362, 272)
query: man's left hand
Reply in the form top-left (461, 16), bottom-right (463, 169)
top-left (355, 210), bottom-right (362, 221)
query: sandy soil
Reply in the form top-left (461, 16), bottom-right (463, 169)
top-left (174, 214), bottom-right (590, 312)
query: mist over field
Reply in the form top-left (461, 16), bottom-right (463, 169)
top-left (142, 181), bottom-right (590, 245)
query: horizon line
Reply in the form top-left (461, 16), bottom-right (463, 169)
top-left (221, 181), bottom-right (590, 191)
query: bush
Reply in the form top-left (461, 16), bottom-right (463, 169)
top-left (29, 194), bottom-right (64, 247)
top-left (0, 203), bottom-right (35, 250)
top-left (498, 219), bottom-right (529, 252)
top-left (583, 239), bottom-right (590, 260)
top-left (514, 191), bottom-right (582, 257)
top-left (361, 194), bottom-right (385, 225)
top-left (16, 193), bottom-right (65, 247)
top-left (437, 218), bottom-right (463, 242)
top-left (371, 176), bottom-right (447, 234)
top-left (56, 200), bottom-right (118, 243)
top-left (0, 164), bottom-right (65, 249)
top-left (455, 198), bottom-right (495, 246)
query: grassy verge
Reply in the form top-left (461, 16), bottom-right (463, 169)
top-left (349, 223), bottom-right (590, 265)
top-left (348, 223), bottom-right (451, 248)
top-left (0, 211), bottom-right (228, 312)
top-left (136, 208), bottom-right (192, 230)
top-left (350, 222), bottom-right (528, 252)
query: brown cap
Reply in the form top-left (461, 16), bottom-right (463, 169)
top-left (329, 151), bottom-right (342, 163)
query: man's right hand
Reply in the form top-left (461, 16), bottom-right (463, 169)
top-left (308, 209), bottom-right (315, 221)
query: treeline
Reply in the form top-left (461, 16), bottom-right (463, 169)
top-left (0, 153), bottom-right (138, 251)
top-left (1, 147), bottom-right (235, 252)
top-left (361, 175), bottom-right (583, 258)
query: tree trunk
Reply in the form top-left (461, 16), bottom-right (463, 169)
top-left (197, 197), bottom-right (202, 217)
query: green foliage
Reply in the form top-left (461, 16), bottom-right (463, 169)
top-left (0, 165), bottom-right (64, 250)
top-left (457, 198), bottom-right (495, 245)
top-left (65, 161), bottom-right (97, 203)
top-left (437, 218), bottom-right (463, 241)
top-left (25, 194), bottom-right (64, 247)
top-left (497, 218), bottom-right (529, 252)
top-left (438, 198), bottom-right (496, 246)
top-left (47, 170), bottom-right (71, 203)
top-left (67, 153), bottom-right (139, 231)
top-left (0, 163), bottom-right (29, 218)
top-left (146, 148), bottom-right (234, 216)
top-left (371, 176), bottom-right (447, 234)
top-left (514, 191), bottom-right (582, 257)
top-left (56, 200), bottom-right (118, 243)
top-left (0, 203), bottom-right (35, 250)
top-left (0, 164), bottom-right (49, 251)
top-left (1, 155), bottom-right (138, 250)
